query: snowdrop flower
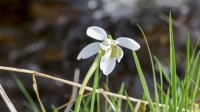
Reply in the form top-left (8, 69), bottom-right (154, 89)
top-left (77, 26), bottom-right (140, 75)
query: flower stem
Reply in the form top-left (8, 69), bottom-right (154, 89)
top-left (74, 55), bottom-right (100, 112)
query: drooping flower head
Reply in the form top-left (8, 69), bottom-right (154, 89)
top-left (77, 26), bottom-right (140, 75)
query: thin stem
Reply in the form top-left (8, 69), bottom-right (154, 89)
top-left (99, 89), bottom-right (116, 112)
top-left (90, 66), bottom-right (99, 112)
top-left (74, 55), bottom-right (100, 112)
top-left (0, 84), bottom-right (17, 112)
top-left (55, 92), bottom-right (92, 111)
top-left (32, 75), bottom-right (46, 112)
top-left (64, 68), bottom-right (80, 112)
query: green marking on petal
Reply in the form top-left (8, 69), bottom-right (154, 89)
top-left (99, 48), bottom-right (105, 57)
top-left (110, 45), bottom-right (117, 59)
top-left (117, 47), bottom-right (122, 58)
top-left (99, 36), bottom-right (120, 60)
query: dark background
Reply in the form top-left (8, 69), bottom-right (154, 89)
top-left (0, 0), bottom-right (199, 111)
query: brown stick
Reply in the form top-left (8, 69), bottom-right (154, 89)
top-left (0, 66), bottom-right (190, 111)
top-left (0, 66), bottom-right (145, 103)
top-left (0, 84), bottom-right (17, 112)
top-left (64, 68), bottom-right (80, 112)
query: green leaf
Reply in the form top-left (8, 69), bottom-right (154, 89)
top-left (90, 66), bottom-right (99, 112)
top-left (137, 24), bottom-right (160, 111)
top-left (125, 91), bottom-right (135, 112)
top-left (169, 12), bottom-right (177, 111)
top-left (117, 83), bottom-right (125, 112)
top-left (74, 55), bottom-right (100, 112)
top-left (13, 75), bottom-right (40, 112)
top-left (132, 51), bottom-right (155, 111)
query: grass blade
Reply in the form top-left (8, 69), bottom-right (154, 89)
top-left (125, 91), bottom-right (135, 112)
top-left (163, 89), bottom-right (170, 112)
top-left (169, 12), bottom-right (177, 111)
top-left (190, 60), bottom-right (200, 111)
top-left (82, 97), bottom-right (89, 112)
top-left (117, 83), bottom-right (125, 112)
top-left (132, 51), bottom-right (155, 111)
top-left (99, 89), bottom-right (116, 112)
top-left (13, 75), bottom-right (40, 112)
top-left (96, 91), bottom-right (100, 112)
top-left (90, 66), bottom-right (99, 112)
top-left (185, 33), bottom-right (191, 109)
top-left (154, 56), bottom-right (171, 85)
top-left (137, 24), bottom-right (160, 111)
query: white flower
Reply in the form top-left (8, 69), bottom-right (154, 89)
top-left (77, 26), bottom-right (140, 75)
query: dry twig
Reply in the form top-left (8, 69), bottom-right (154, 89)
top-left (64, 68), bottom-right (80, 112)
top-left (0, 66), bottom-right (146, 104)
top-left (99, 89), bottom-right (116, 112)
top-left (0, 84), bottom-right (17, 112)
top-left (55, 92), bottom-right (92, 111)
top-left (0, 65), bottom-right (191, 111)
top-left (32, 75), bottom-right (46, 112)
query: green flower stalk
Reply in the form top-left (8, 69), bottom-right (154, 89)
top-left (74, 55), bottom-right (100, 112)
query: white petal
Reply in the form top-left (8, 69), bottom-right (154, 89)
top-left (117, 46), bottom-right (124, 63)
top-left (116, 37), bottom-right (140, 50)
top-left (101, 49), bottom-right (112, 62)
top-left (100, 58), bottom-right (116, 75)
top-left (77, 42), bottom-right (100, 60)
top-left (86, 26), bottom-right (107, 40)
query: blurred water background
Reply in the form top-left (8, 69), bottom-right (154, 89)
top-left (0, 0), bottom-right (199, 111)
